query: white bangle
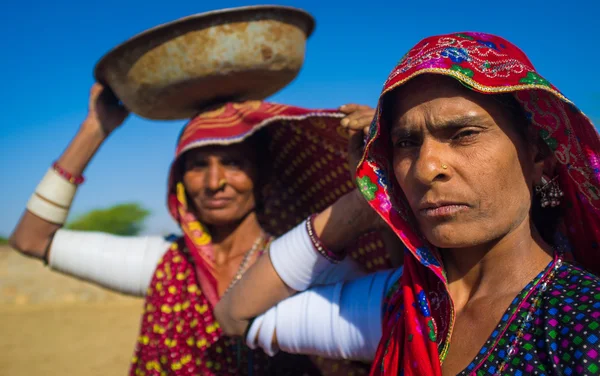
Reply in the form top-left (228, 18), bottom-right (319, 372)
top-left (26, 194), bottom-right (69, 224)
top-left (250, 268), bottom-right (403, 361)
top-left (246, 307), bottom-right (280, 356)
top-left (257, 306), bottom-right (279, 356)
top-left (48, 229), bottom-right (172, 296)
top-left (26, 168), bottom-right (78, 224)
top-left (36, 168), bottom-right (78, 207)
top-left (269, 220), bottom-right (334, 292)
top-left (246, 314), bottom-right (265, 350)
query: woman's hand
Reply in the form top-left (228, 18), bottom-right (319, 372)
top-left (338, 104), bottom-right (388, 232)
top-left (9, 83), bottom-right (129, 260)
top-left (83, 83), bottom-right (129, 137)
top-left (339, 104), bottom-right (376, 174)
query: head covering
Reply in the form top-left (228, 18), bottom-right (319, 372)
top-left (355, 32), bottom-right (600, 376)
top-left (131, 101), bottom-right (390, 376)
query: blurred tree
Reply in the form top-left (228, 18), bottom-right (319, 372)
top-left (0, 236), bottom-right (8, 245)
top-left (66, 203), bottom-right (151, 236)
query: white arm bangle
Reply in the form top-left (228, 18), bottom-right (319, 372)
top-left (311, 257), bottom-right (366, 286)
top-left (26, 168), bottom-right (78, 224)
top-left (246, 268), bottom-right (403, 361)
top-left (246, 307), bottom-right (279, 356)
top-left (256, 306), bottom-right (279, 356)
top-left (269, 220), bottom-right (335, 292)
top-left (246, 315), bottom-right (265, 350)
top-left (26, 194), bottom-right (69, 224)
top-left (49, 229), bottom-right (171, 296)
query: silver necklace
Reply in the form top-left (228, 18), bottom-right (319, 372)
top-left (222, 232), bottom-right (265, 296)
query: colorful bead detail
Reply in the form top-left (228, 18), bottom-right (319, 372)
top-left (52, 162), bottom-right (85, 185)
top-left (306, 214), bottom-right (345, 263)
top-left (493, 255), bottom-right (563, 375)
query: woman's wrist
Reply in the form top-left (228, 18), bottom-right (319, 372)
top-left (56, 121), bottom-right (107, 177)
top-left (80, 117), bottom-right (111, 142)
top-left (306, 214), bottom-right (345, 263)
top-left (313, 190), bottom-right (376, 252)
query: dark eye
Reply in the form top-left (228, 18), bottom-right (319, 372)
top-left (184, 157), bottom-right (208, 171)
top-left (222, 158), bottom-right (243, 168)
top-left (191, 159), bottom-right (208, 168)
top-left (452, 129), bottom-right (480, 142)
top-left (394, 139), bottom-right (419, 148)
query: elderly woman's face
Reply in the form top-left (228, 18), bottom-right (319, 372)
top-left (389, 75), bottom-right (543, 249)
top-left (182, 142), bottom-right (259, 226)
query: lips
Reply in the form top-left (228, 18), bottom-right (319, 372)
top-left (202, 197), bottom-right (233, 209)
top-left (418, 200), bottom-right (470, 219)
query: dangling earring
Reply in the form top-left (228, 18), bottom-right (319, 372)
top-left (535, 175), bottom-right (564, 208)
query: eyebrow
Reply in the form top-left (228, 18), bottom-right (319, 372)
top-left (391, 114), bottom-right (490, 138)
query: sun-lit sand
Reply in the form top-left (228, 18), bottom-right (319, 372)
top-left (0, 246), bottom-right (144, 375)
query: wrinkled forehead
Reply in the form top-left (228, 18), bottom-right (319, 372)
top-left (381, 74), bottom-right (525, 132)
top-left (382, 75), bottom-right (472, 121)
top-left (183, 140), bottom-right (257, 161)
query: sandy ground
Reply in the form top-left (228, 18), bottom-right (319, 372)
top-left (0, 246), bottom-right (144, 375)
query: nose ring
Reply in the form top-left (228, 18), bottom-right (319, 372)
top-left (218, 179), bottom-right (227, 189)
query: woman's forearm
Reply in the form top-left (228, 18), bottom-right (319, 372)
top-left (215, 190), bottom-right (376, 336)
top-left (313, 189), bottom-right (378, 252)
top-left (9, 122), bottom-right (108, 260)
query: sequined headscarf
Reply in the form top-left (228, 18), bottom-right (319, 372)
top-left (354, 32), bottom-right (600, 375)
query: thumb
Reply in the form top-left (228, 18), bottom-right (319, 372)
top-left (349, 128), bottom-right (365, 157)
top-left (348, 128), bottom-right (367, 175)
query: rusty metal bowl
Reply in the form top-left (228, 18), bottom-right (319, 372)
top-left (94, 5), bottom-right (315, 120)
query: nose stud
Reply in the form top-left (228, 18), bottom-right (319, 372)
top-left (441, 164), bottom-right (448, 170)
top-left (218, 179), bottom-right (227, 189)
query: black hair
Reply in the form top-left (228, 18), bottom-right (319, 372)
top-left (245, 128), bottom-right (272, 213)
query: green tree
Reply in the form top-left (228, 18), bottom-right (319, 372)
top-left (0, 236), bottom-right (8, 245)
top-left (66, 203), bottom-right (151, 236)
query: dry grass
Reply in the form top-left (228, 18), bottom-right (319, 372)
top-left (0, 246), bottom-right (144, 375)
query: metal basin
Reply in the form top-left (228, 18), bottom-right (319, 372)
top-left (94, 5), bottom-right (315, 120)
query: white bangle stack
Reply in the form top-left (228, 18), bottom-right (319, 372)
top-left (269, 220), bottom-right (337, 292)
top-left (246, 267), bottom-right (404, 361)
top-left (26, 168), bottom-right (78, 225)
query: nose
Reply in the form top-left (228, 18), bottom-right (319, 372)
top-left (205, 159), bottom-right (226, 192)
top-left (412, 138), bottom-right (450, 186)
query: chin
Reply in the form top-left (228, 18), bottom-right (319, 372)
top-left (198, 209), bottom-right (248, 227)
top-left (200, 214), bottom-right (238, 226)
top-left (423, 224), bottom-right (485, 249)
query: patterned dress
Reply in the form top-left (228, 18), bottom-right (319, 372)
top-left (462, 260), bottom-right (600, 375)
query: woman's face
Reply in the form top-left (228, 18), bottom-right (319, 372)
top-left (182, 141), bottom-right (259, 226)
top-left (389, 75), bottom-right (543, 249)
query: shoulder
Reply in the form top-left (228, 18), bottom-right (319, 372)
top-left (556, 261), bottom-right (600, 290)
top-left (540, 262), bottom-right (599, 355)
top-left (545, 261), bottom-right (600, 312)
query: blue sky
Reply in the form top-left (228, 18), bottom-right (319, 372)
top-left (1, 0), bottom-right (598, 236)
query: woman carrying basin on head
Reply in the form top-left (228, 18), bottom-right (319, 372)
top-left (10, 80), bottom-right (397, 375)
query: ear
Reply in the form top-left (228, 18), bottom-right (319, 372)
top-left (531, 132), bottom-right (557, 185)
